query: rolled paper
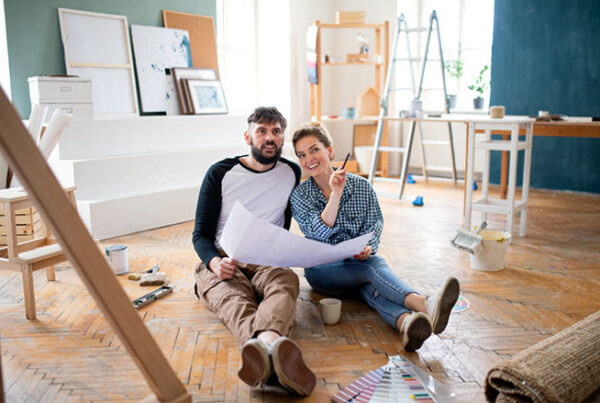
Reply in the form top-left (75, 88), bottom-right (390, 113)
top-left (490, 105), bottom-right (505, 119)
top-left (38, 109), bottom-right (72, 159)
top-left (27, 103), bottom-right (47, 143)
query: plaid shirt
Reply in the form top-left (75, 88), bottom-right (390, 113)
top-left (291, 173), bottom-right (383, 253)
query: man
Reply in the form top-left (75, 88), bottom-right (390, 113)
top-left (192, 106), bottom-right (316, 396)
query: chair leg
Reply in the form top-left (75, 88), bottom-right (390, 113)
top-left (46, 265), bottom-right (56, 281)
top-left (21, 264), bottom-right (36, 320)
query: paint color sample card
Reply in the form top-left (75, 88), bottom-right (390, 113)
top-left (332, 356), bottom-right (437, 403)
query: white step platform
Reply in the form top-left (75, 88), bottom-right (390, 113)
top-left (49, 114), bottom-right (249, 240)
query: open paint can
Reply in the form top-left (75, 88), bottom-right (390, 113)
top-left (470, 230), bottom-right (511, 271)
top-left (105, 244), bottom-right (129, 275)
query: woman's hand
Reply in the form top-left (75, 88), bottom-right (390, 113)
top-left (329, 168), bottom-right (347, 197)
top-left (354, 245), bottom-right (373, 261)
top-left (209, 256), bottom-right (239, 280)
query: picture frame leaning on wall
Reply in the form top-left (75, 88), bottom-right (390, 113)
top-left (171, 67), bottom-right (218, 114)
top-left (184, 79), bottom-right (228, 115)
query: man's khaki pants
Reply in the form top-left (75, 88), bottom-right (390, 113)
top-left (195, 261), bottom-right (300, 344)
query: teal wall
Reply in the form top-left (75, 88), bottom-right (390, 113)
top-left (490, 0), bottom-right (600, 193)
top-left (4, 0), bottom-right (216, 118)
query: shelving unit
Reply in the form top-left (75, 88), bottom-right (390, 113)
top-left (309, 20), bottom-right (389, 175)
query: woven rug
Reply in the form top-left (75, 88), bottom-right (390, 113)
top-left (485, 310), bottom-right (600, 402)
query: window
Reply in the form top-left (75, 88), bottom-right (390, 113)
top-left (216, 0), bottom-right (258, 114)
top-left (393, 0), bottom-right (495, 112)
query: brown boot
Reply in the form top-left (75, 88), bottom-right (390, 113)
top-left (238, 338), bottom-right (271, 387)
top-left (271, 337), bottom-right (316, 396)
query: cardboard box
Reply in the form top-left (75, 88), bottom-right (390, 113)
top-left (346, 53), bottom-right (369, 63)
top-left (336, 11), bottom-right (365, 24)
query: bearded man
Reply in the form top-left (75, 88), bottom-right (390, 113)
top-left (192, 106), bottom-right (315, 396)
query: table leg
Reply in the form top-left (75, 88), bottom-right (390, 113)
top-left (501, 134), bottom-right (509, 199)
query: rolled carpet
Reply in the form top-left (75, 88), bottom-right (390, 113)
top-left (485, 310), bottom-right (600, 402)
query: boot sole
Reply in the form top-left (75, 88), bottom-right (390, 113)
top-left (272, 338), bottom-right (316, 396)
top-left (238, 341), bottom-right (270, 387)
top-left (431, 277), bottom-right (460, 334)
top-left (402, 313), bottom-right (432, 351)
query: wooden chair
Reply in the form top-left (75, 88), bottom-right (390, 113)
top-left (0, 186), bottom-right (76, 319)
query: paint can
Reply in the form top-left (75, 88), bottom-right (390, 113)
top-left (470, 230), bottom-right (511, 271)
top-left (105, 244), bottom-right (129, 275)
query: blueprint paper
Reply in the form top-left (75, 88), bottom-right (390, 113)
top-left (219, 201), bottom-right (371, 267)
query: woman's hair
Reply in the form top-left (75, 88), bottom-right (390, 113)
top-left (292, 121), bottom-right (334, 149)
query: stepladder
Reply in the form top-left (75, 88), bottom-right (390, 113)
top-left (368, 11), bottom-right (457, 202)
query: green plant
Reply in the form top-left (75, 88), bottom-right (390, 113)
top-left (467, 65), bottom-right (489, 96)
top-left (445, 58), bottom-right (464, 80)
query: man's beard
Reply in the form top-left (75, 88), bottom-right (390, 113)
top-left (250, 140), bottom-right (282, 165)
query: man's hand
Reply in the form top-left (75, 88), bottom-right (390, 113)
top-left (354, 245), bottom-right (373, 261)
top-left (208, 257), bottom-right (239, 280)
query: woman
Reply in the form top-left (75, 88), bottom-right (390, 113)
top-left (290, 122), bottom-right (459, 351)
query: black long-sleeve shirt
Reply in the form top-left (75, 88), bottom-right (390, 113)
top-left (192, 155), bottom-right (301, 265)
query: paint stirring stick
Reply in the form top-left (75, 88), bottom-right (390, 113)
top-left (340, 152), bottom-right (351, 170)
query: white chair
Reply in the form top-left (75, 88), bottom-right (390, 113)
top-left (464, 116), bottom-right (534, 237)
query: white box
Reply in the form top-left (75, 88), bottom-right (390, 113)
top-left (28, 76), bottom-right (93, 120)
top-left (28, 76), bottom-right (92, 103)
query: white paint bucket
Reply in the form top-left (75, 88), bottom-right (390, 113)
top-left (105, 244), bottom-right (129, 275)
top-left (470, 230), bottom-right (511, 271)
top-left (354, 146), bottom-right (373, 173)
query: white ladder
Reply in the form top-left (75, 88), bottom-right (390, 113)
top-left (368, 11), bottom-right (457, 201)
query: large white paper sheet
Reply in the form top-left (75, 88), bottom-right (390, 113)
top-left (219, 201), bottom-right (372, 267)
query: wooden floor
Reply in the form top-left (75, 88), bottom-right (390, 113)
top-left (1, 181), bottom-right (599, 402)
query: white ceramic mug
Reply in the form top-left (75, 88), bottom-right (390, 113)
top-left (105, 244), bottom-right (129, 275)
top-left (319, 298), bottom-right (342, 325)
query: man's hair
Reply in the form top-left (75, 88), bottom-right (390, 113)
top-left (247, 106), bottom-right (287, 132)
top-left (292, 121), bottom-right (333, 149)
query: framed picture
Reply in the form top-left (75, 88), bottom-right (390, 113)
top-left (172, 67), bottom-right (218, 114)
top-left (185, 79), bottom-right (228, 115)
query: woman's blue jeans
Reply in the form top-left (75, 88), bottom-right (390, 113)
top-left (305, 255), bottom-right (418, 329)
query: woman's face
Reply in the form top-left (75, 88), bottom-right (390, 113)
top-left (294, 135), bottom-right (334, 176)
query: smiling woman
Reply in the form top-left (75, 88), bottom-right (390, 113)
top-left (290, 121), bottom-right (461, 351)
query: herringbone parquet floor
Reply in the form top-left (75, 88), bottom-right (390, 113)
top-left (1, 181), bottom-right (599, 402)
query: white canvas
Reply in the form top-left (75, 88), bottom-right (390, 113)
top-left (131, 25), bottom-right (192, 114)
top-left (58, 8), bottom-right (138, 116)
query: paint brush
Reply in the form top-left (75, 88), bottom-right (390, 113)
top-left (340, 153), bottom-right (350, 170)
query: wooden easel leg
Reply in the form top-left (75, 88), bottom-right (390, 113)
top-left (0, 84), bottom-right (190, 402)
top-left (21, 264), bottom-right (36, 320)
top-left (0, 339), bottom-right (5, 402)
top-left (46, 265), bottom-right (56, 281)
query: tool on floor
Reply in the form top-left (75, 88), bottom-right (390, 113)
top-left (132, 286), bottom-right (173, 309)
top-left (450, 222), bottom-right (487, 254)
top-left (140, 264), bottom-right (166, 286)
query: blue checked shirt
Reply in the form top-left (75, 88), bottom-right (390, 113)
top-left (290, 173), bottom-right (383, 253)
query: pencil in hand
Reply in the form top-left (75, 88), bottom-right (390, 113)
top-left (340, 153), bottom-right (350, 170)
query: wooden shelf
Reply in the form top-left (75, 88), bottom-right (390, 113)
top-left (319, 23), bottom-right (386, 29)
top-left (309, 19), bottom-right (390, 176)
top-left (322, 62), bottom-right (383, 66)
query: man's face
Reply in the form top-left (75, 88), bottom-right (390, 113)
top-left (246, 121), bottom-right (284, 165)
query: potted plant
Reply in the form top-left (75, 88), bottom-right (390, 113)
top-left (468, 65), bottom-right (489, 110)
top-left (444, 57), bottom-right (463, 110)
